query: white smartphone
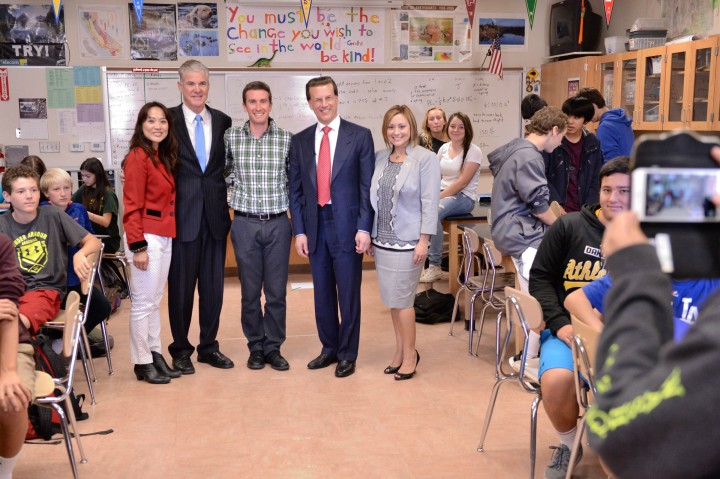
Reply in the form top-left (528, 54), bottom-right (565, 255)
top-left (631, 167), bottom-right (720, 222)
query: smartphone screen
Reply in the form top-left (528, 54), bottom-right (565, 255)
top-left (632, 168), bottom-right (720, 222)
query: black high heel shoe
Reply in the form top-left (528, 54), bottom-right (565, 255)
top-left (152, 351), bottom-right (181, 379)
top-left (394, 350), bottom-right (420, 381)
top-left (383, 363), bottom-right (401, 374)
top-left (134, 364), bottom-right (171, 384)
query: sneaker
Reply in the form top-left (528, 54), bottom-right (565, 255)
top-left (419, 265), bottom-right (443, 283)
top-left (508, 352), bottom-right (523, 370)
top-left (544, 444), bottom-right (583, 479)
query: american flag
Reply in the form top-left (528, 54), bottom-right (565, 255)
top-left (488, 35), bottom-right (503, 79)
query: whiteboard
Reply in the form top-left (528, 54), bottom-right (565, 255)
top-left (106, 70), bottom-right (522, 165)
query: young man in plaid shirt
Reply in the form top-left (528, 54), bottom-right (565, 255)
top-left (224, 81), bottom-right (293, 372)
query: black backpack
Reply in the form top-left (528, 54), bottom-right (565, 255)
top-left (26, 334), bottom-right (88, 441)
top-left (414, 288), bottom-right (456, 324)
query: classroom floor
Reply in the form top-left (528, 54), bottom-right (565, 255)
top-left (17, 271), bottom-right (607, 479)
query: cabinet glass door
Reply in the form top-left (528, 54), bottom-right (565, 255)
top-left (620, 56), bottom-right (637, 121)
top-left (666, 50), bottom-right (686, 125)
top-left (642, 53), bottom-right (663, 123)
top-left (635, 46), bottom-right (666, 130)
top-left (599, 59), bottom-right (615, 108)
top-left (688, 39), bottom-right (717, 130)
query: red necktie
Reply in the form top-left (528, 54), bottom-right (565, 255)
top-left (317, 126), bottom-right (331, 206)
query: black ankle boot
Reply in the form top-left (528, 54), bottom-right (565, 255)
top-left (152, 351), bottom-right (181, 379)
top-left (134, 364), bottom-right (171, 384)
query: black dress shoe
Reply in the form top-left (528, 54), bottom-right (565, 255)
top-left (152, 351), bottom-right (181, 379)
top-left (266, 351), bottom-right (289, 371)
top-left (307, 353), bottom-right (338, 370)
top-left (383, 364), bottom-right (401, 375)
top-left (134, 364), bottom-right (171, 384)
top-left (197, 351), bottom-right (235, 369)
top-left (395, 350), bottom-right (420, 381)
top-left (335, 360), bottom-right (356, 378)
top-left (172, 356), bottom-right (195, 375)
top-left (247, 350), bottom-right (266, 370)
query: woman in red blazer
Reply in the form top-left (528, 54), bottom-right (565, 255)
top-left (122, 101), bottom-right (179, 385)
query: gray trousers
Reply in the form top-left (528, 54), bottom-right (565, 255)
top-left (230, 214), bottom-right (292, 354)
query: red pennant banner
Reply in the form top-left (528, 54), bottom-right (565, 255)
top-left (464, 0), bottom-right (476, 26)
top-left (604, 0), bottom-right (614, 28)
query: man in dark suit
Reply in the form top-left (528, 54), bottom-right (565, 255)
top-left (289, 76), bottom-right (374, 378)
top-left (167, 60), bottom-right (234, 373)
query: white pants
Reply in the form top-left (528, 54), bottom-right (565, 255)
top-left (512, 246), bottom-right (537, 294)
top-left (124, 233), bottom-right (172, 365)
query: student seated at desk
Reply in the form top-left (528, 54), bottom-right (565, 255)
top-left (420, 112), bottom-right (483, 283)
top-left (73, 157), bottom-right (121, 254)
top-left (0, 165), bottom-right (101, 340)
top-left (528, 156), bottom-right (630, 479)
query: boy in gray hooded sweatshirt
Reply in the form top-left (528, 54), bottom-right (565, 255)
top-left (488, 106), bottom-right (567, 292)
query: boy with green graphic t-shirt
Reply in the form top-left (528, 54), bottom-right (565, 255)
top-left (0, 165), bottom-right (101, 335)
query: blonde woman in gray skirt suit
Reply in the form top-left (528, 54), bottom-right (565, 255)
top-left (369, 105), bottom-right (440, 380)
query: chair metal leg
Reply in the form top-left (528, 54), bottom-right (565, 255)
top-left (473, 301), bottom-right (494, 355)
top-left (78, 340), bottom-right (97, 405)
top-left (80, 327), bottom-right (97, 382)
top-left (565, 415), bottom-right (586, 479)
top-left (467, 290), bottom-right (483, 356)
top-left (51, 403), bottom-right (80, 479)
top-left (530, 394), bottom-right (542, 479)
top-left (64, 395), bottom-right (88, 464)
top-left (448, 286), bottom-right (467, 336)
top-left (100, 320), bottom-right (114, 375)
top-left (477, 376), bottom-right (512, 452)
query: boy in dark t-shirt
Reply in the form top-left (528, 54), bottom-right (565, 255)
top-left (0, 165), bottom-right (101, 335)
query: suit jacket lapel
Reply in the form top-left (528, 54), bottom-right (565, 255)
top-left (394, 150), bottom-right (414, 193)
top-left (305, 127), bottom-right (318, 193)
top-left (332, 119), bottom-right (352, 183)
top-left (173, 105), bottom-right (198, 169)
top-left (207, 105), bottom-right (220, 168)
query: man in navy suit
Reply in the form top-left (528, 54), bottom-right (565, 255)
top-left (167, 60), bottom-right (234, 373)
top-left (289, 76), bottom-right (375, 378)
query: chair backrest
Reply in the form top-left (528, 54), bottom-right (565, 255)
top-left (459, 228), bottom-right (482, 285)
top-left (483, 238), bottom-right (504, 270)
top-left (502, 287), bottom-right (543, 389)
top-left (504, 286), bottom-right (544, 331)
top-left (80, 243), bottom-right (103, 296)
top-left (62, 290), bottom-right (82, 360)
top-left (570, 314), bottom-right (601, 400)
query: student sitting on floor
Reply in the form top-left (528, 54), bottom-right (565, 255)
top-left (0, 165), bottom-right (101, 338)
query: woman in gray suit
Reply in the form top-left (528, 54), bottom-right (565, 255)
top-left (369, 105), bottom-right (440, 380)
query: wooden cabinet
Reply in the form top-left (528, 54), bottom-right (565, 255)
top-left (539, 56), bottom-right (594, 109)
top-left (546, 36), bottom-right (720, 132)
top-left (589, 51), bottom-right (638, 121)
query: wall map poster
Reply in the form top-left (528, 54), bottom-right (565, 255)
top-left (0, 4), bottom-right (66, 66)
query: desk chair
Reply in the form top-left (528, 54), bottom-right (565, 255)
top-left (44, 250), bottom-right (105, 404)
top-left (448, 227), bottom-right (483, 343)
top-left (566, 315), bottom-right (601, 479)
top-left (478, 287), bottom-right (544, 479)
top-left (34, 291), bottom-right (88, 479)
top-left (472, 238), bottom-right (515, 357)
